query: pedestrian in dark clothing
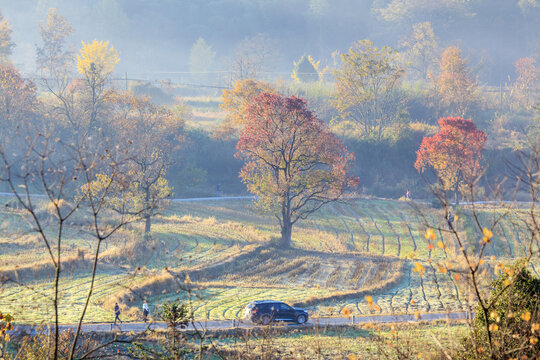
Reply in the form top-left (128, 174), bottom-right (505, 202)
top-left (112, 302), bottom-right (122, 329)
top-left (447, 210), bottom-right (455, 228)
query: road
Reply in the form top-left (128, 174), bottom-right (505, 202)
top-left (1, 192), bottom-right (530, 205)
top-left (14, 312), bottom-right (470, 334)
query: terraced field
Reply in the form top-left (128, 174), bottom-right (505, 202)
top-left (0, 196), bottom-right (537, 324)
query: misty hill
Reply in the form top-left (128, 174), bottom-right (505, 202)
top-left (3, 0), bottom-right (540, 84)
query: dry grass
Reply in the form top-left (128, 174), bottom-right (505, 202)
top-left (0, 250), bottom-right (92, 283)
top-left (102, 270), bottom-right (178, 310)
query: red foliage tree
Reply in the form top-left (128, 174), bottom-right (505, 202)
top-left (236, 93), bottom-right (357, 248)
top-left (415, 117), bottom-right (487, 202)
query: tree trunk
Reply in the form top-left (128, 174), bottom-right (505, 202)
top-left (144, 215), bottom-right (151, 237)
top-left (280, 221), bottom-right (292, 248)
top-left (144, 187), bottom-right (152, 239)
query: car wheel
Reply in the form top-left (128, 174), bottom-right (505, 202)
top-left (261, 314), bottom-right (271, 325)
top-left (296, 314), bottom-right (306, 325)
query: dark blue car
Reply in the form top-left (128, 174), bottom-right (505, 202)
top-left (243, 300), bottom-right (309, 325)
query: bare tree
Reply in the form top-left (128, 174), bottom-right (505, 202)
top-left (230, 33), bottom-right (279, 82)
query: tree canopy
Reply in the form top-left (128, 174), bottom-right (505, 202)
top-left (415, 117), bottom-right (487, 195)
top-left (236, 92), bottom-right (357, 247)
top-left (333, 39), bottom-right (405, 140)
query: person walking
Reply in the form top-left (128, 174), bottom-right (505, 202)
top-left (447, 210), bottom-right (455, 228)
top-left (112, 302), bottom-right (123, 329)
top-left (142, 300), bottom-right (149, 322)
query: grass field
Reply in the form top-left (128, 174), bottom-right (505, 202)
top-left (0, 196), bottom-right (537, 324)
top-left (211, 322), bottom-right (467, 359)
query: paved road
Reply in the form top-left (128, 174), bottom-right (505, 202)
top-left (2, 192), bottom-right (530, 206)
top-left (14, 312), bottom-right (470, 334)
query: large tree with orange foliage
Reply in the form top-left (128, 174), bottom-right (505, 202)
top-left (236, 93), bottom-right (357, 248)
top-left (432, 46), bottom-right (477, 116)
top-left (415, 117), bottom-right (487, 201)
top-left (215, 78), bottom-right (274, 139)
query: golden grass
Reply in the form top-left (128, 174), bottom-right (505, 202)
top-left (0, 250), bottom-right (91, 283)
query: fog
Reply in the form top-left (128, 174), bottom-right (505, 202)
top-left (2, 0), bottom-right (540, 84)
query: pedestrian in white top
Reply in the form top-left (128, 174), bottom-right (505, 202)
top-left (143, 300), bottom-right (149, 322)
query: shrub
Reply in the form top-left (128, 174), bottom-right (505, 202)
top-left (460, 264), bottom-right (540, 359)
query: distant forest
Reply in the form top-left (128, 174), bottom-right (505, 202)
top-left (3, 0), bottom-right (540, 84)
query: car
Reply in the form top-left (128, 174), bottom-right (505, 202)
top-left (243, 300), bottom-right (309, 325)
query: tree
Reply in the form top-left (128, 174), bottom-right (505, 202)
top-left (76, 39), bottom-right (119, 130)
top-left (292, 55), bottom-right (326, 83)
top-left (511, 57), bottom-right (540, 110)
top-left (236, 93), bottom-right (357, 248)
top-left (130, 300), bottom-right (190, 359)
top-left (36, 8), bottom-right (74, 78)
top-left (333, 39), bottom-right (405, 140)
top-left (375, 0), bottom-right (473, 24)
top-left (0, 115), bottom-right (144, 360)
top-left (432, 46), bottom-right (477, 116)
top-left (0, 63), bottom-right (38, 130)
top-left (399, 21), bottom-right (439, 80)
top-left (414, 117), bottom-right (487, 202)
top-left (230, 33), bottom-right (278, 81)
top-left (215, 78), bottom-right (275, 139)
top-left (0, 10), bottom-right (14, 63)
top-left (103, 91), bottom-right (184, 237)
top-left (188, 37), bottom-right (215, 82)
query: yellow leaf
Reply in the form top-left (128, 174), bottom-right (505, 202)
top-left (77, 39), bottom-right (120, 77)
top-left (522, 311), bottom-right (531, 322)
top-left (425, 229), bottom-right (436, 241)
top-left (530, 337), bottom-right (538, 345)
top-left (365, 295), bottom-right (373, 306)
top-left (437, 241), bottom-right (445, 248)
top-left (413, 262), bottom-right (426, 277)
top-left (482, 228), bottom-right (493, 239)
top-left (489, 323), bottom-right (499, 331)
